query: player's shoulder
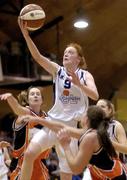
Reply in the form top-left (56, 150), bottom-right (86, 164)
top-left (84, 70), bottom-right (94, 79)
top-left (114, 120), bottom-right (125, 131)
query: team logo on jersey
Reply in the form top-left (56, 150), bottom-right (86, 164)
top-left (59, 93), bottom-right (80, 104)
top-left (63, 89), bottom-right (69, 96)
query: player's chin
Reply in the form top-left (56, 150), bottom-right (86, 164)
top-left (63, 61), bottom-right (71, 68)
top-left (32, 101), bottom-right (39, 105)
top-left (63, 60), bottom-right (67, 66)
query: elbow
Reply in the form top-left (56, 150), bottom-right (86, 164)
top-left (94, 93), bottom-right (99, 101)
top-left (91, 93), bottom-right (99, 101)
top-left (13, 106), bottom-right (23, 116)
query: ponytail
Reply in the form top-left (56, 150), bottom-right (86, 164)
top-left (87, 105), bottom-right (117, 158)
top-left (97, 118), bottom-right (117, 158)
top-left (17, 90), bottom-right (28, 107)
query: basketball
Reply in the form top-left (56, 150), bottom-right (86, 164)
top-left (20, 4), bottom-right (46, 31)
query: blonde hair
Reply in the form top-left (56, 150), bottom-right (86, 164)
top-left (67, 43), bottom-right (87, 70)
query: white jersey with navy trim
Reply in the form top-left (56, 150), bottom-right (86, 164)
top-left (107, 120), bottom-right (117, 141)
top-left (48, 66), bottom-right (89, 122)
top-left (107, 119), bottom-right (126, 163)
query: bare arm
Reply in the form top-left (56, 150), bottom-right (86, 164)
top-left (112, 121), bottom-right (127, 154)
top-left (57, 129), bottom-right (95, 174)
top-left (22, 115), bottom-right (85, 138)
top-left (18, 18), bottom-right (59, 76)
top-left (116, 121), bottom-right (127, 144)
top-left (112, 141), bottom-right (127, 154)
top-left (0, 93), bottom-right (29, 116)
top-left (81, 71), bottom-right (99, 100)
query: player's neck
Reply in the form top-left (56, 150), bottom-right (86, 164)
top-left (65, 67), bottom-right (79, 75)
top-left (29, 105), bottom-right (41, 115)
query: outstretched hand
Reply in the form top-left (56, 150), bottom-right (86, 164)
top-left (67, 70), bottom-right (81, 87)
top-left (18, 115), bottom-right (34, 124)
top-left (57, 128), bottom-right (71, 149)
top-left (18, 115), bottom-right (43, 124)
top-left (0, 93), bottom-right (12, 100)
top-left (0, 141), bottom-right (10, 148)
top-left (18, 16), bottom-right (29, 37)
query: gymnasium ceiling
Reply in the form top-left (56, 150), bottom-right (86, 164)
top-left (0, 0), bottom-right (127, 98)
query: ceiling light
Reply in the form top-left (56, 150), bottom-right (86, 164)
top-left (74, 20), bottom-right (88, 29)
top-left (74, 7), bottom-right (89, 29)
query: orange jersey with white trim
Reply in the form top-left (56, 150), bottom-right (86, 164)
top-left (10, 109), bottom-right (50, 180)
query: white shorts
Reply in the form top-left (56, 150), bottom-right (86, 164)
top-left (0, 173), bottom-right (8, 180)
top-left (82, 168), bottom-right (92, 180)
top-left (31, 119), bottom-right (78, 173)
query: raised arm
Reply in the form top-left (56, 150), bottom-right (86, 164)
top-left (18, 18), bottom-right (59, 77)
top-left (0, 93), bottom-right (29, 116)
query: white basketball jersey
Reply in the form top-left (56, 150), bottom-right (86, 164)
top-left (107, 120), bottom-right (117, 141)
top-left (107, 120), bottom-right (126, 163)
top-left (48, 66), bottom-right (89, 122)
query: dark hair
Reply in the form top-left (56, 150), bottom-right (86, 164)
top-left (99, 99), bottom-right (115, 119)
top-left (87, 105), bottom-right (117, 158)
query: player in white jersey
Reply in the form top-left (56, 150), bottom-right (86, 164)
top-left (18, 18), bottom-right (99, 180)
top-left (48, 67), bottom-right (89, 122)
top-left (96, 99), bottom-right (127, 162)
